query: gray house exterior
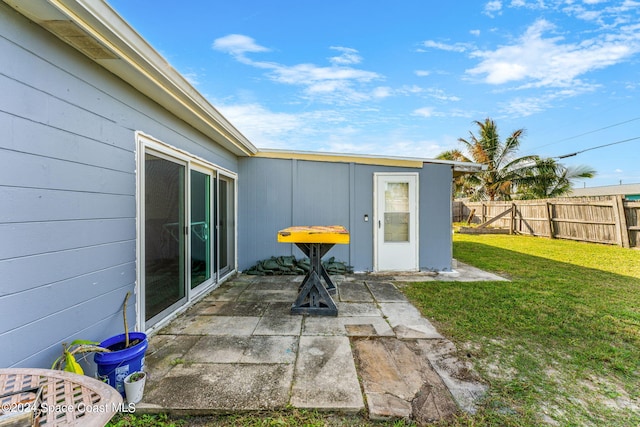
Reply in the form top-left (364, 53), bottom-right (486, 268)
top-left (238, 154), bottom-right (461, 272)
top-left (0, 0), bottom-right (481, 370)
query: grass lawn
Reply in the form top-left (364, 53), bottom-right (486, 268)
top-left (108, 233), bottom-right (639, 426)
top-left (402, 232), bottom-right (640, 426)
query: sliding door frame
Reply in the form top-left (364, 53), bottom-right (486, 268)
top-left (136, 132), bottom-right (238, 333)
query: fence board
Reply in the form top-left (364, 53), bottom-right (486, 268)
top-left (454, 196), bottom-right (639, 248)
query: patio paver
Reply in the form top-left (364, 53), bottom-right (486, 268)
top-left (290, 335), bottom-right (364, 411)
top-left (141, 264), bottom-right (499, 422)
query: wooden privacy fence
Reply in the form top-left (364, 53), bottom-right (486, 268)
top-left (454, 196), bottom-right (640, 248)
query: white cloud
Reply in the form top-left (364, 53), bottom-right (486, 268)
top-left (415, 70), bottom-right (431, 77)
top-left (427, 88), bottom-right (461, 102)
top-left (329, 46), bottom-right (362, 65)
top-left (509, 0), bottom-right (546, 9)
top-left (271, 63), bottom-right (379, 86)
top-left (212, 34), bottom-right (269, 57)
top-left (484, 0), bottom-right (503, 17)
top-left (381, 141), bottom-right (449, 159)
top-left (326, 137), bottom-right (456, 159)
top-left (212, 35), bottom-right (383, 105)
top-left (466, 18), bottom-right (640, 87)
top-left (470, 29), bottom-right (481, 37)
top-left (499, 84), bottom-right (597, 117)
top-left (372, 86), bottom-right (392, 98)
top-left (215, 103), bottom-right (304, 148)
top-left (413, 107), bottom-right (436, 118)
top-left (421, 40), bottom-right (469, 52)
top-left (500, 96), bottom-right (549, 117)
top-left (399, 85), bottom-right (425, 94)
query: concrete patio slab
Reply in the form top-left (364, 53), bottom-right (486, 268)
top-left (253, 312), bottom-right (303, 336)
top-left (163, 315), bottom-right (261, 336)
top-left (379, 302), bottom-right (444, 339)
top-left (338, 281), bottom-right (375, 302)
top-left (202, 281), bottom-right (252, 301)
top-left (365, 281), bottom-right (408, 302)
top-left (352, 337), bottom-right (459, 423)
top-left (144, 335), bottom-right (200, 382)
top-left (290, 336), bottom-right (364, 411)
top-left (185, 335), bottom-right (298, 365)
top-left (144, 363), bottom-right (294, 411)
top-left (236, 289), bottom-right (298, 302)
top-left (141, 270), bottom-right (498, 421)
top-left (336, 302), bottom-right (381, 317)
top-left (302, 315), bottom-right (395, 337)
top-left (193, 300), bottom-right (270, 316)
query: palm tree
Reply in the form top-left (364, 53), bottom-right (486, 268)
top-left (516, 158), bottom-right (596, 199)
top-left (439, 118), bottom-right (596, 201)
top-left (436, 149), bottom-right (479, 198)
top-left (454, 118), bottom-right (539, 201)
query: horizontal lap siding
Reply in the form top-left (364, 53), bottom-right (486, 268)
top-left (0, 5), bottom-right (237, 369)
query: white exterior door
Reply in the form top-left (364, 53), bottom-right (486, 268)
top-left (374, 173), bottom-right (419, 271)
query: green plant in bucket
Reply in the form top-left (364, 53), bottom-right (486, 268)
top-left (127, 372), bottom-right (145, 382)
top-left (52, 340), bottom-right (110, 375)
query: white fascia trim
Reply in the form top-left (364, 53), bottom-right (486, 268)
top-left (5, 0), bottom-right (257, 156)
top-left (257, 148), bottom-right (486, 172)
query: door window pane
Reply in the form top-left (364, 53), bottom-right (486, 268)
top-left (384, 182), bottom-right (409, 242)
top-left (190, 170), bottom-right (211, 289)
top-left (145, 153), bottom-right (186, 321)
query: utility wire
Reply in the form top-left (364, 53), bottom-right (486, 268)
top-left (528, 115), bottom-right (640, 152)
top-left (556, 136), bottom-right (640, 158)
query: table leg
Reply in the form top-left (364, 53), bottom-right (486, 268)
top-left (295, 243), bottom-right (337, 293)
top-left (291, 243), bottom-right (338, 316)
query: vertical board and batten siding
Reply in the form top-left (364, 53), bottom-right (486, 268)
top-left (418, 163), bottom-right (454, 271)
top-left (238, 158), bottom-right (454, 272)
top-left (0, 4), bottom-right (238, 369)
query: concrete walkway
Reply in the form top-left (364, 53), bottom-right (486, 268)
top-left (139, 263), bottom-right (504, 424)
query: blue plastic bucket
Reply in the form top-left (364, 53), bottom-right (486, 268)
top-left (94, 332), bottom-right (148, 396)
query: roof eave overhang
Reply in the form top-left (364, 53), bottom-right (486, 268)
top-left (255, 148), bottom-right (486, 173)
top-left (3, 0), bottom-right (257, 157)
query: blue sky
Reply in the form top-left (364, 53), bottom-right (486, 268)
top-left (108, 0), bottom-right (639, 187)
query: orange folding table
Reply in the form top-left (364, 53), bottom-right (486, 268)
top-left (277, 225), bottom-right (350, 316)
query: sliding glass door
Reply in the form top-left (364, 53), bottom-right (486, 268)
top-left (144, 152), bottom-right (187, 326)
top-left (190, 169), bottom-right (213, 292)
top-left (139, 135), bottom-right (237, 330)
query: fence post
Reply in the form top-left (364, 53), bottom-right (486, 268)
top-left (482, 203), bottom-right (486, 224)
top-left (545, 201), bottom-right (555, 239)
top-left (510, 203), bottom-right (516, 234)
top-left (613, 195), bottom-right (630, 248)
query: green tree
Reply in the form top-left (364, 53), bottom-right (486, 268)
top-left (516, 157), bottom-right (596, 199)
top-left (452, 118), bottom-right (538, 201)
top-left (436, 149), bottom-right (479, 198)
top-left (440, 118), bottom-right (594, 201)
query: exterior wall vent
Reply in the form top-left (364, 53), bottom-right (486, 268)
top-left (42, 20), bottom-right (118, 60)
